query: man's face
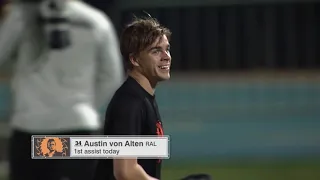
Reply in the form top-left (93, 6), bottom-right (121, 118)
top-left (48, 141), bottom-right (56, 151)
top-left (134, 35), bottom-right (171, 83)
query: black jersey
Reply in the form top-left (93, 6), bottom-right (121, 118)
top-left (94, 76), bottom-right (164, 180)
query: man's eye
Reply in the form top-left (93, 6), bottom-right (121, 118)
top-left (152, 50), bottom-right (160, 54)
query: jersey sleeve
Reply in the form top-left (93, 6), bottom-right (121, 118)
top-left (104, 95), bottom-right (144, 135)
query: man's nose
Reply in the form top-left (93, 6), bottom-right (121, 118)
top-left (161, 51), bottom-right (171, 61)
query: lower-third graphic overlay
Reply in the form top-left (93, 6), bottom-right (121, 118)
top-left (32, 135), bottom-right (170, 159)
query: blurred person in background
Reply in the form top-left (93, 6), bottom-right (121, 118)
top-left (0, 0), bottom-right (124, 180)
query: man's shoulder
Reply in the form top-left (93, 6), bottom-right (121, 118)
top-left (111, 88), bottom-right (144, 107)
top-left (54, 151), bottom-right (63, 156)
top-left (108, 82), bottom-right (145, 108)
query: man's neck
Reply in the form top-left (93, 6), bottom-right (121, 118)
top-left (128, 71), bottom-right (156, 96)
top-left (48, 151), bottom-right (55, 157)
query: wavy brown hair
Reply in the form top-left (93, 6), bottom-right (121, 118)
top-left (120, 16), bottom-right (171, 70)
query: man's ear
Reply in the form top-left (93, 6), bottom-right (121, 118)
top-left (129, 53), bottom-right (140, 67)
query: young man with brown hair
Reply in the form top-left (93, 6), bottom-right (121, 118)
top-left (94, 17), bottom-right (172, 180)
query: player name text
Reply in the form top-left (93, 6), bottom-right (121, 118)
top-left (83, 140), bottom-right (157, 147)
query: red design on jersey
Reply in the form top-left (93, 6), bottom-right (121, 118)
top-left (156, 121), bottom-right (164, 136)
top-left (156, 121), bottom-right (164, 163)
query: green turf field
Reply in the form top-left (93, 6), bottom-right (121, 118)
top-left (1, 160), bottom-right (320, 180)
